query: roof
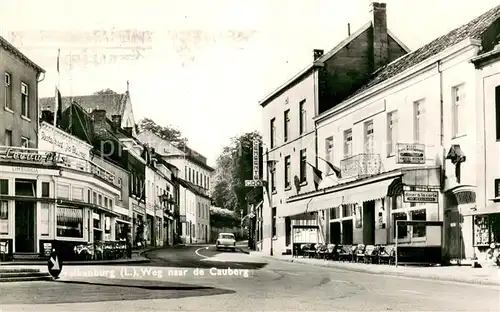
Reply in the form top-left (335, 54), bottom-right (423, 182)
top-left (0, 36), bottom-right (45, 73)
top-left (259, 22), bottom-right (410, 107)
top-left (346, 4), bottom-right (500, 100)
top-left (40, 92), bottom-right (129, 120)
top-left (177, 178), bottom-right (211, 200)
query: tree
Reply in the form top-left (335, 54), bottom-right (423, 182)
top-left (93, 88), bottom-right (118, 95)
top-left (137, 118), bottom-right (188, 149)
top-left (210, 131), bottom-right (263, 216)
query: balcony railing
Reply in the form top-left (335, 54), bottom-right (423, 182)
top-left (0, 146), bottom-right (118, 187)
top-left (340, 153), bottom-right (382, 179)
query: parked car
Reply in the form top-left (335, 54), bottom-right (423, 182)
top-left (216, 233), bottom-right (236, 251)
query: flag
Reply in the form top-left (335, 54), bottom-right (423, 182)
top-left (318, 156), bottom-right (342, 178)
top-left (53, 49), bottom-right (62, 128)
top-left (306, 162), bottom-right (323, 191)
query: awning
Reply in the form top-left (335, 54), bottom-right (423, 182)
top-left (462, 203), bottom-right (500, 216)
top-left (277, 199), bottom-right (312, 218)
top-left (342, 178), bottom-right (396, 205)
top-left (116, 218), bottom-right (132, 225)
top-left (307, 194), bottom-right (342, 213)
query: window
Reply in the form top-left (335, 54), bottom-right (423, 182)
top-left (109, 199), bottom-right (113, 208)
top-left (57, 184), bottom-right (70, 199)
top-left (393, 212), bottom-right (407, 239)
top-left (284, 109), bottom-right (290, 142)
top-left (41, 182), bottom-right (50, 197)
top-left (72, 187), bottom-right (84, 201)
top-left (330, 206), bottom-right (340, 219)
top-left (198, 203), bottom-right (201, 217)
top-left (285, 217), bottom-right (291, 246)
top-left (4, 130), bottom-right (12, 146)
top-left (0, 201), bottom-right (8, 234)
top-left (299, 100), bottom-right (306, 134)
top-left (0, 179), bottom-right (8, 195)
top-left (270, 163), bottom-right (276, 192)
top-left (452, 84), bottom-right (466, 137)
top-left (21, 136), bottom-right (29, 148)
top-left (21, 82), bottom-right (29, 118)
top-left (4, 73), bottom-right (12, 110)
top-left (57, 206), bottom-right (83, 238)
top-left (98, 194), bottom-right (103, 206)
top-left (40, 203), bottom-right (50, 236)
top-left (474, 214), bottom-right (500, 246)
top-left (325, 137), bottom-right (334, 174)
top-left (387, 111), bottom-right (398, 156)
top-left (270, 118), bottom-right (276, 148)
top-left (410, 209), bottom-right (426, 238)
top-left (495, 86), bottom-right (500, 141)
top-left (93, 192), bottom-right (97, 204)
top-left (284, 155), bottom-right (291, 188)
top-left (414, 100), bottom-right (425, 142)
top-left (343, 129), bottom-right (353, 158)
top-left (364, 120), bottom-right (374, 154)
top-left (104, 197), bottom-right (108, 208)
top-left (188, 168), bottom-right (191, 182)
top-left (196, 171), bottom-right (199, 185)
top-left (299, 149), bottom-right (307, 182)
top-left (272, 207), bottom-right (277, 237)
top-left (495, 178), bottom-right (500, 198)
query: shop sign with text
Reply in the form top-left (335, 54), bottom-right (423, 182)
top-left (0, 148), bottom-right (67, 164)
top-left (396, 143), bottom-right (425, 164)
top-left (403, 190), bottom-right (438, 203)
top-left (252, 140), bottom-right (260, 180)
top-left (38, 122), bottom-right (91, 160)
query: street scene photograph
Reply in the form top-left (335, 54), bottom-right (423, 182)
top-left (0, 0), bottom-right (500, 311)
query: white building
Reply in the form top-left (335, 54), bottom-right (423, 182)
top-left (137, 130), bottom-right (214, 244)
top-left (259, 3), bottom-right (500, 262)
top-left (258, 2), bottom-right (409, 256)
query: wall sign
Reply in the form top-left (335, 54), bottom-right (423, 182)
top-left (38, 122), bottom-right (91, 160)
top-left (0, 148), bottom-right (67, 164)
top-left (403, 190), bottom-right (438, 203)
top-left (396, 143), bottom-right (425, 164)
top-left (252, 139), bottom-right (260, 180)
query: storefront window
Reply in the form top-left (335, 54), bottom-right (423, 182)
top-left (342, 204), bottom-right (353, 217)
top-left (42, 182), bottom-right (50, 197)
top-left (410, 209), bottom-right (426, 238)
top-left (0, 179), bottom-right (8, 195)
top-left (40, 203), bottom-right (50, 236)
top-left (393, 212), bottom-right (407, 239)
top-left (330, 206), bottom-right (340, 219)
top-left (93, 212), bottom-right (101, 229)
top-left (474, 214), bottom-right (500, 246)
top-left (0, 201), bottom-right (8, 234)
top-left (104, 216), bottom-right (111, 240)
top-left (56, 206), bottom-right (83, 238)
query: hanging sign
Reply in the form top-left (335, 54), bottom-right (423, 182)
top-left (403, 190), bottom-right (438, 203)
top-left (396, 143), bottom-right (425, 164)
top-left (252, 139), bottom-right (260, 180)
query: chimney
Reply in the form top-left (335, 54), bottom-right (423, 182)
top-left (92, 109), bottom-right (107, 123)
top-left (313, 49), bottom-right (324, 61)
top-left (348, 23), bottom-right (351, 36)
top-left (370, 1), bottom-right (388, 70)
top-left (123, 127), bottom-right (133, 137)
top-left (111, 115), bottom-right (122, 128)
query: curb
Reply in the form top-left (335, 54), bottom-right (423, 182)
top-left (0, 258), bottom-right (151, 266)
top-left (251, 253), bottom-right (500, 287)
top-left (237, 247), bottom-right (250, 254)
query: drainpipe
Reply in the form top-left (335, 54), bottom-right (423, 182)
top-left (437, 60), bottom-right (446, 261)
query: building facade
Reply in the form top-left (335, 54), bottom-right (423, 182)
top-left (259, 3), bottom-right (500, 262)
top-left (259, 2), bottom-right (409, 255)
top-left (1, 36), bottom-right (45, 149)
top-left (137, 130), bottom-right (213, 244)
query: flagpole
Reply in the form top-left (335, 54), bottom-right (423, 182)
top-left (53, 49), bottom-right (60, 152)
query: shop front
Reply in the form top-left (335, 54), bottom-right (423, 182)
top-left (280, 166), bottom-right (443, 263)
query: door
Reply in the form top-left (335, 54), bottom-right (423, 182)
top-left (445, 209), bottom-right (463, 259)
top-left (15, 201), bottom-right (35, 253)
top-left (363, 201), bottom-right (376, 245)
top-left (329, 222), bottom-right (341, 244)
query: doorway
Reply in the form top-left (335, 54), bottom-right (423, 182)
top-left (363, 201), bottom-right (376, 245)
top-left (342, 220), bottom-right (353, 245)
top-left (15, 201), bottom-right (36, 253)
top-left (329, 222), bottom-right (341, 244)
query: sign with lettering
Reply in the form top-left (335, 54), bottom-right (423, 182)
top-left (403, 190), bottom-right (438, 203)
top-left (396, 143), bottom-right (425, 164)
top-left (252, 139), bottom-right (260, 180)
top-left (245, 180), bottom-right (263, 187)
top-left (0, 148), bottom-right (67, 164)
top-left (39, 122), bottom-right (91, 160)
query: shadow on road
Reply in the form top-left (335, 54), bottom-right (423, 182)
top-left (0, 279), bottom-right (235, 304)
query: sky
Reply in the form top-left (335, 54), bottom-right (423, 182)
top-left (1, 0), bottom-right (499, 167)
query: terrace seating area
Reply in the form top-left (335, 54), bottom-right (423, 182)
top-left (293, 243), bottom-right (396, 265)
top-left (72, 241), bottom-right (130, 261)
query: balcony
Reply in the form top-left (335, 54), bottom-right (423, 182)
top-left (0, 146), bottom-right (118, 187)
top-left (340, 153), bottom-right (382, 179)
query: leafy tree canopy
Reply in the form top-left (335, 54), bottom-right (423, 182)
top-left (93, 88), bottom-right (118, 95)
top-left (137, 118), bottom-right (188, 149)
top-left (210, 131), bottom-right (263, 216)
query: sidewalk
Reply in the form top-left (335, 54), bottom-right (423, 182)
top-left (0, 248), bottom-right (152, 266)
top-left (249, 251), bottom-right (500, 286)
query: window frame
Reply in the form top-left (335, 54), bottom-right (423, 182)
top-left (343, 129), bottom-right (353, 158)
top-left (325, 136), bottom-right (334, 174)
top-left (452, 84), bottom-right (466, 137)
top-left (299, 100), bottom-right (306, 135)
top-left (299, 148), bottom-right (307, 183)
top-left (495, 86), bottom-right (500, 141)
top-left (284, 155), bottom-right (291, 189)
top-left (364, 120), bottom-right (374, 154)
top-left (4, 72), bottom-right (12, 111)
top-left (270, 118), bottom-right (276, 148)
top-left (21, 82), bottom-right (29, 119)
top-left (414, 99), bottom-right (425, 143)
top-left (387, 110), bottom-right (398, 156)
top-left (284, 109), bottom-right (290, 142)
